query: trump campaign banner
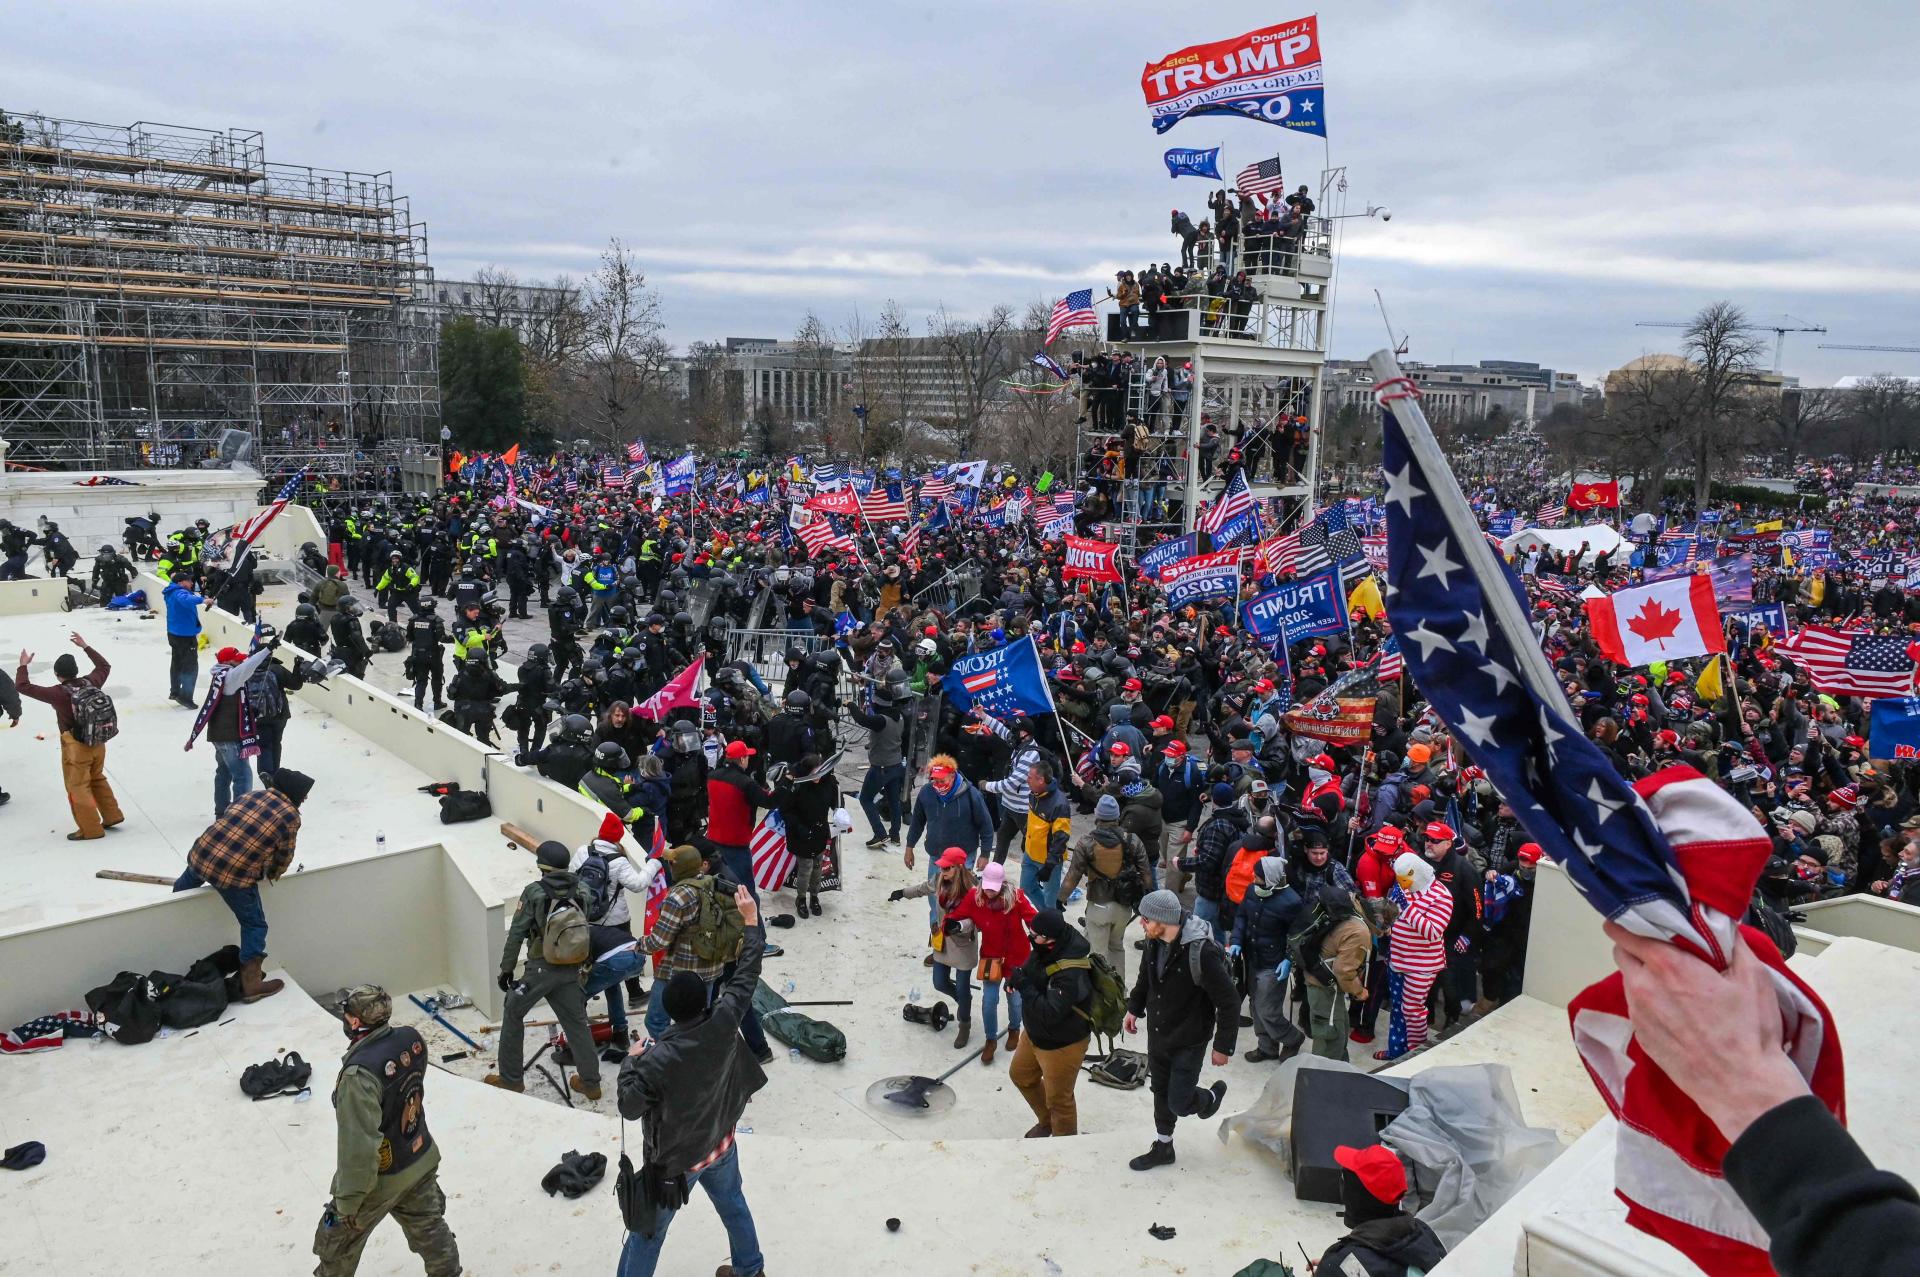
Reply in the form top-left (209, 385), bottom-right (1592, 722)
top-left (1141, 17), bottom-right (1327, 137)
top-left (1211, 504), bottom-right (1263, 551)
top-left (1164, 145), bottom-right (1223, 179)
top-left (1137, 531), bottom-right (1199, 579)
top-left (1159, 547), bottom-right (1242, 610)
top-left (942, 636), bottom-right (1059, 721)
top-left (1869, 698), bottom-right (1920, 761)
top-left (1726, 602), bottom-right (1791, 641)
top-left (1063, 534), bottom-right (1124, 583)
top-left (1242, 566), bottom-right (1346, 645)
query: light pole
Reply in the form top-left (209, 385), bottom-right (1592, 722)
top-left (337, 365), bottom-right (354, 501)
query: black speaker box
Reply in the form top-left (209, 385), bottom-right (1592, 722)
top-left (1288, 1068), bottom-right (1410, 1203)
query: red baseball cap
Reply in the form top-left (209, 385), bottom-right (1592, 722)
top-left (1253, 678), bottom-right (1274, 693)
top-left (1109, 741), bottom-right (1131, 756)
top-left (1307, 753), bottom-right (1336, 770)
top-left (936, 847), bottom-right (968, 868)
top-left (1368, 826), bottom-right (1405, 850)
top-left (1517, 842), bottom-right (1545, 866)
top-left (1333, 1144), bottom-right (1407, 1204)
top-left (1151, 714), bottom-right (1175, 730)
top-left (1424, 820), bottom-right (1456, 843)
top-left (924, 625), bottom-right (939, 637)
top-left (1163, 739), bottom-right (1188, 757)
top-left (1124, 677), bottom-right (1143, 692)
top-left (724, 740), bottom-right (755, 760)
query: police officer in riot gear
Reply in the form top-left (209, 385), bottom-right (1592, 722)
top-left (287, 602), bottom-right (328, 657)
top-left (549, 585), bottom-right (585, 681)
top-left (511, 643), bottom-right (555, 754)
top-left (405, 599), bottom-right (450, 712)
top-left (517, 713), bottom-right (595, 790)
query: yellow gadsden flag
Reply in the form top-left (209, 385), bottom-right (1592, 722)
top-left (1752, 519), bottom-right (1784, 534)
top-left (1695, 656), bottom-right (1723, 703)
top-left (1348, 574), bottom-right (1386, 621)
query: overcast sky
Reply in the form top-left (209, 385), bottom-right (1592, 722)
top-left (11, 2), bottom-right (1918, 385)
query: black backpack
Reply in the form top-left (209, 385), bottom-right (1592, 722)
top-left (576, 851), bottom-right (614, 923)
top-left (84, 970), bottom-right (161, 1045)
top-left (240, 1052), bottom-right (313, 1100)
top-left (438, 787), bottom-right (493, 823)
top-left (69, 682), bottom-right (119, 746)
top-left (244, 663), bottom-right (289, 725)
top-left (1286, 885), bottom-right (1357, 989)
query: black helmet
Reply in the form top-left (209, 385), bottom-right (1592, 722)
top-left (557, 586), bottom-right (579, 606)
top-left (594, 741), bottom-right (631, 771)
top-left (560, 713), bottom-right (591, 738)
top-left (608, 605), bottom-right (631, 625)
top-left (527, 643), bottom-right (551, 661)
top-left (295, 602), bottom-right (317, 619)
top-left (646, 612), bottom-right (665, 627)
top-left (255, 624), bottom-right (280, 644)
top-left (785, 689), bottom-right (811, 711)
top-left (419, 597), bottom-right (437, 612)
top-left (673, 610), bottom-right (692, 626)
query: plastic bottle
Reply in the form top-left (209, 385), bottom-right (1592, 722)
top-left (788, 1047), bottom-right (800, 1062)
top-left (908, 987), bottom-right (921, 1003)
top-left (376, 831), bottom-right (387, 854)
top-left (782, 979), bottom-right (796, 995)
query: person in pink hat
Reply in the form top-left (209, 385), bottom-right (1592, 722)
top-left (945, 859), bottom-right (1037, 1064)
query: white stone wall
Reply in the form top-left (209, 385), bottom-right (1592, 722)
top-left (0, 468), bottom-right (265, 557)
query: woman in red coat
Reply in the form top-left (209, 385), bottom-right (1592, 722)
top-left (947, 861), bottom-right (1038, 1064)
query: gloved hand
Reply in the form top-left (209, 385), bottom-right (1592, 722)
top-left (1276, 959), bottom-right (1292, 982)
top-left (514, 752), bottom-right (529, 766)
top-left (497, 969), bottom-right (514, 993)
top-left (887, 889), bottom-right (905, 902)
top-left (1453, 935), bottom-right (1471, 955)
top-left (1227, 944), bottom-right (1242, 959)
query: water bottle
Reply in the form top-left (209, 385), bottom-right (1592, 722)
top-left (375, 831), bottom-right (387, 854)
top-left (782, 979), bottom-right (796, 995)
top-left (788, 1047), bottom-right (800, 1062)
top-left (908, 987), bottom-right (921, 1003)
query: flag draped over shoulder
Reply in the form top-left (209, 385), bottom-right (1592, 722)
top-left (1371, 355), bottom-right (1842, 1277)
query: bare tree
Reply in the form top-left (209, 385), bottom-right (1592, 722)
top-left (1681, 302), bottom-right (1767, 503)
top-left (1844, 375), bottom-right (1920, 460)
top-left (869, 299), bottom-right (918, 462)
top-left (1770, 385), bottom-right (1848, 469)
top-left (928, 303), bottom-right (1017, 458)
top-left (468, 266), bottom-right (522, 329)
top-left (982, 301), bottom-right (1080, 473)
top-left (583, 238), bottom-right (671, 446)
top-left (790, 311), bottom-right (843, 449)
top-left (1605, 361), bottom-right (1701, 512)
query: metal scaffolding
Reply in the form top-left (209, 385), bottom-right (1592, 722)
top-left (0, 109), bottom-right (440, 493)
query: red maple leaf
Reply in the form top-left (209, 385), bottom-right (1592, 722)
top-left (1627, 597), bottom-right (1685, 647)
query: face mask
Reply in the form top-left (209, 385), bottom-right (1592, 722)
top-left (1308, 767), bottom-right (1331, 786)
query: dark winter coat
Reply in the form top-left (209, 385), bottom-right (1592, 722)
top-left (1127, 914), bottom-right (1239, 1055)
top-left (1016, 928), bottom-right (1095, 1051)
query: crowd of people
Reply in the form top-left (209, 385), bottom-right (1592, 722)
top-left (20, 416), bottom-right (1920, 1275)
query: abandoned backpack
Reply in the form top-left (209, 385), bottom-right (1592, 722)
top-left (683, 874), bottom-right (746, 965)
top-left (240, 1052), bottom-right (312, 1100)
top-left (540, 888), bottom-right (592, 966)
top-left (68, 682), bottom-right (119, 746)
top-left (438, 787), bottom-right (492, 823)
top-left (1085, 1047), bottom-right (1147, 1090)
top-left (84, 970), bottom-right (161, 1045)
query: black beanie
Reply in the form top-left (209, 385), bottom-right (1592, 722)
top-left (535, 840), bottom-right (571, 869)
top-left (1028, 909), bottom-right (1072, 945)
top-left (53, 654), bottom-right (78, 681)
top-left (663, 971), bottom-right (708, 1024)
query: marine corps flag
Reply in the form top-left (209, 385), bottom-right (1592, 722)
top-left (1566, 480), bottom-right (1620, 510)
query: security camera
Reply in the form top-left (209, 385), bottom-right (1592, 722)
top-left (1377, 206), bottom-right (1392, 222)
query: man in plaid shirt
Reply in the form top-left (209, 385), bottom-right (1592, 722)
top-left (172, 768), bottom-right (311, 1002)
top-left (637, 844), bottom-right (772, 1062)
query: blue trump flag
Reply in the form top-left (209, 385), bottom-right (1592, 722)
top-left (1870, 698), bottom-right (1920, 761)
top-left (1725, 602), bottom-right (1789, 640)
top-left (1242, 566), bottom-right (1346, 645)
top-left (1138, 532), bottom-right (1199, 579)
top-left (1163, 146), bottom-right (1222, 179)
top-left (942, 635), bottom-right (1059, 721)
top-left (663, 454), bottom-right (696, 496)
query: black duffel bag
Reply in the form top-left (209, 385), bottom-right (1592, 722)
top-left (84, 971), bottom-right (162, 1045)
top-left (147, 965), bottom-right (229, 1031)
top-left (439, 787), bottom-right (493, 823)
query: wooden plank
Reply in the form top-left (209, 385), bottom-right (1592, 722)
top-left (0, 198), bottom-right (409, 245)
top-left (500, 822), bottom-right (541, 853)
top-left (13, 141), bottom-right (264, 183)
top-left (95, 870), bottom-right (175, 886)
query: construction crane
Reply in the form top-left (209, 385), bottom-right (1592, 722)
top-left (1819, 343), bottom-right (1920, 353)
top-left (1635, 315), bottom-right (1827, 372)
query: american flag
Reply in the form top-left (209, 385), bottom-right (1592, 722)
top-left (749, 811), bottom-right (795, 892)
top-left (230, 468), bottom-right (308, 545)
top-left (1235, 156), bottom-right (1286, 205)
top-left (860, 485), bottom-right (908, 522)
top-left (1197, 466), bottom-right (1253, 536)
top-left (1259, 531), bottom-right (1298, 578)
top-left (1035, 491), bottom-right (1076, 524)
top-left (918, 473), bottom-right (954, 502)
top-left (813, 462), bottom-right (845, 489)
top-left (563, 471), bottom-right (580, 496)
top-left (795, 518), bottom-right (855, 559)
top-left (1303, 502), bottom-right (1365, 565)
top-left (1375, 366), bottom-right (1841, 1273)
top-left (1659, 521), bottom-right (1692, 543)
top-left (1046, 288), bottom-right (1097, 346)
top-left (1534, 499), bottom-right (1565, 527)
top-left (1375, 633), bottom-right (1404, 682)
top-left (626, 440), bottom-right (648, 465)
top-left (901, 524), bottom-right (922, 560)
top-left (3, 1009), bottom-right (99, 1053)
top-left (1781, 625), bottom-right (1917, 699)
top-left (601, 462), bottom-right (628, 490)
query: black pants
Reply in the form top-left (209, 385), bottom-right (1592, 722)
top-left (412, 658), bottom-right (444, 709)
top-left (1148, 1038), bottom-right (1209, 1137)
top-left (516, 706), bottom-right (550, 754)
top-left (168, 633), bottom-right (199, 702)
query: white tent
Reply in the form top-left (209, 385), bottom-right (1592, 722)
top-left (1500, 523), bottom-right (1625, 565)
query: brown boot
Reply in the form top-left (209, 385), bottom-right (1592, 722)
top-left (953, 1020), bottom-right (970, 1050)
top-left (1025, 1121), bottom-right (1052, 1138)
top-left (237, 956), bottom-right (283, 1002)
top-left (981, 1039), bottom-right (997, 1065)
top-left (1005, 1026), bottom-right (1021, 1051)
top-left (482, 1074), bottom-right (524, 1092)
top-left (570, 1075), bottom-right (602, 1101)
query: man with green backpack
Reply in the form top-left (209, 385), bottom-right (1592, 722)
top-left (486, 840), bottom-right (603, 1101)
top-left (1011, 910), bottom-right (1122, 1137)
top-left (638, 845), bottom-right (771, 1063)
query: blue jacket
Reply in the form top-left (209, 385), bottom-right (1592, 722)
top-left (904, 774), bottom-right (994, 862)
top-left (163, 582), bottom-right (205, 636)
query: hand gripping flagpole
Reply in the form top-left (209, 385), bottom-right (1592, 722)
top-left (1366, 350), bottom-right (1572, 720)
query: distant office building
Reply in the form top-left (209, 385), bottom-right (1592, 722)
top-left (1325, 358), bottom-right (1587, 424)
top-left (682, 338), bottom-right (854, 430)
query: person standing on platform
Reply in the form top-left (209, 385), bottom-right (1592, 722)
top-left (171, 767), bottom-right (312, 1001)
top-left (485, 839), bottom-right (603, 1101)
top-left (1124, 888), bottom-right (1238, 1171)
top-left (163, 567), bottom-right (213, 706)
top-left (16, 631), bottom-right (124, 840)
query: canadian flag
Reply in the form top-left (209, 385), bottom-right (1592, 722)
top-left (1586, 574), bottom-right (1726, 667)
